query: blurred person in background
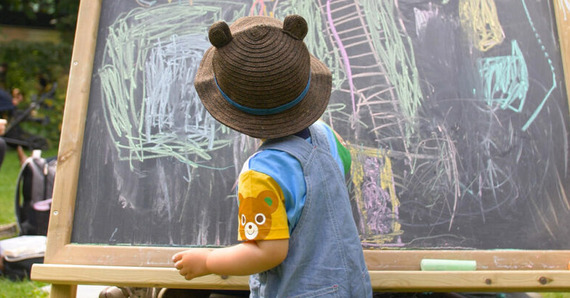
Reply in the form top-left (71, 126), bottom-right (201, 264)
top-left (0, 118), bottom-right (6, 170)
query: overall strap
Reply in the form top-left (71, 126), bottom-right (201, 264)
top-left (259, 132), bottom-right (314, 165)
top-left (259, 122), bottom-right (332, 163)
top-left (307, 122), bottom-right (331, 152)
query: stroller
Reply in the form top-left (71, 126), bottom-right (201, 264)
top-left (0, 83), bottom-right (56, 150)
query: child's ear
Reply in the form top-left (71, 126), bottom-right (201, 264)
top-left (257, 190), bottom-right (280, 213)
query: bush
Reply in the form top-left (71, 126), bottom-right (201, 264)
top-left (0, 40), bottom-right (72, 149)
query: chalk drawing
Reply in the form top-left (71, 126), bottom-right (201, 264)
top-left (477, 40), bottom-right (529, 112)
top-left (520, 0), bottom-right (557, 131)
top-left (99, 5), bottom-right (235, 170)
top-left (414, 4), bottom-right (439, 40)
top-left (459, 0), bottom-right (505, 52)
top-left (250, 0), bottom-right (273, 16)
top-left (135, 0), bottom-right (192, 7)
top-left (136, 0), bottom-right (158, 7)
top-left (325, 0), bottom-right (357, 117)
top-left (361, 0), bottom-right (422, 138)
top-left (350, 145), bottom-right (403, 246)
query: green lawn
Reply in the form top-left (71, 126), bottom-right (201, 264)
top-left (0, 278), bottom-right (49, 297)
top-left (0, 146), bottom-right (56, 298)
top-left (0, 148), bottom-right (24, 225)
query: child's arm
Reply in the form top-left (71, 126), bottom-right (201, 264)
top-left (172, 239), bottom-right (289, 280)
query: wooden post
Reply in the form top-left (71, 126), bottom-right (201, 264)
top-left (554, 0), bottom-right (570, 111)
top-left (48, 285), bottom-right (77, 298)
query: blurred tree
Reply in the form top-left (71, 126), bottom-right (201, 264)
top-left (0, 0), bottom-right (79, 149)
top-left (0, 0), bottom-right (79, 44)
top-left (54, 0), bottom-right (80, 44)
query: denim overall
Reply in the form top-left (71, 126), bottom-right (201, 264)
top-left (249, 123), bottom-right (372, 297)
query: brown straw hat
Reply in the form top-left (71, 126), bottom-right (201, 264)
top-left (194, 15), bottom-right (332, 139)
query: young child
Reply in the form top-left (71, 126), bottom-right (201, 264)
top-left (173, 15), bottom-right (372, 297)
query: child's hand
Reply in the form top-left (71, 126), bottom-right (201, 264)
top-left (172, 249), bottom-right (212, 280)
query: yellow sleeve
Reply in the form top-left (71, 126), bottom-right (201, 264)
top-left (237, 169), bottom-right (290, 241)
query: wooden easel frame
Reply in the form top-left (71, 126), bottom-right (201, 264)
top-left (32, 1), bottom-right (570, 297)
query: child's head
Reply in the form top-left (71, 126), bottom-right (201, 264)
top-left (194, 15), bottom-right (332, 139)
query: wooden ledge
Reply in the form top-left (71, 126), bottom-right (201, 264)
top-left (32, 264), bottom-right (570, 292)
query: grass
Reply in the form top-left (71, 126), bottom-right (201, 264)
top-left (0, 278), bottom-right (49, 298)
top-left (1, 146), bottom-right (57, 298)
top-left (0, 148), bottom-right (24, 225)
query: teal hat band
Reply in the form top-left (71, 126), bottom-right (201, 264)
top-left (214, 72), bottom-right (311, 116)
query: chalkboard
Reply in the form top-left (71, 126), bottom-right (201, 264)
top-left (70, 0), bottom-right (570, 250)
top-left (32, 0), bottom-right (570, 293)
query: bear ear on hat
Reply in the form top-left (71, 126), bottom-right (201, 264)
top-left (283, 15), bottom-right (308, 40)
top-left (209, 21), bottom-right (232, 48)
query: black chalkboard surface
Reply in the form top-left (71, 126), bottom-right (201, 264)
top-left (70, 0), bottom-right (570, 251)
